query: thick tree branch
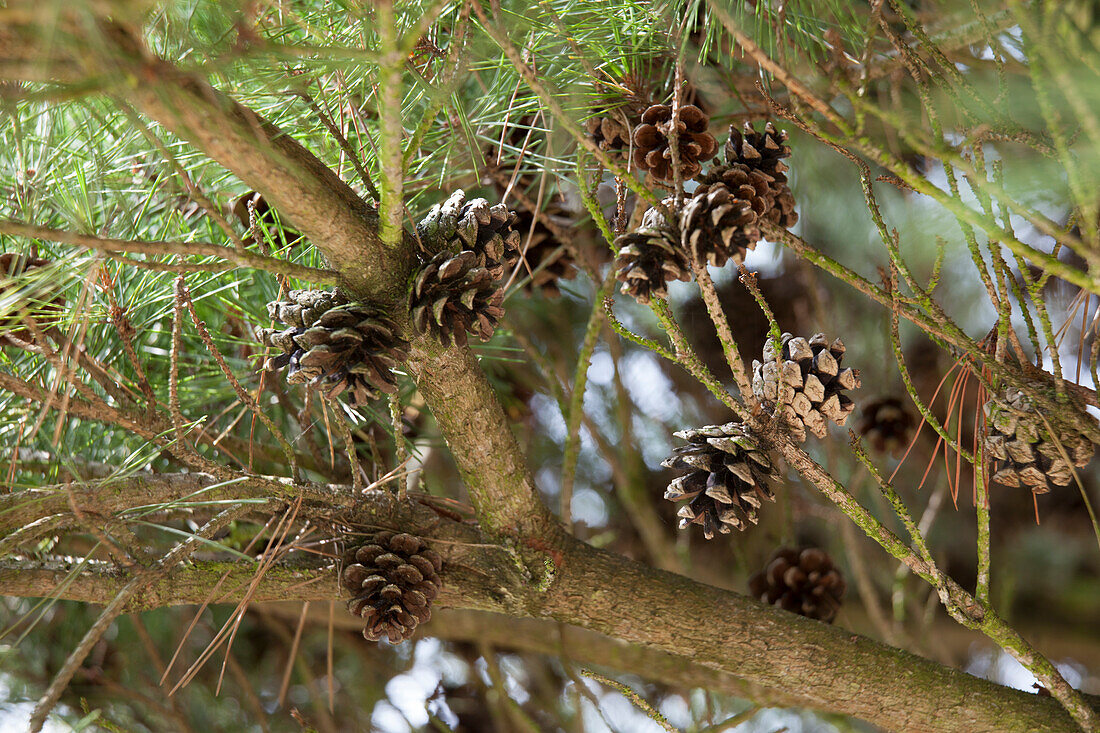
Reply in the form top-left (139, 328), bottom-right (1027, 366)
top-left (1, 479), bottom-right (1093, 733)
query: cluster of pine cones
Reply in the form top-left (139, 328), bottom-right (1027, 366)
top-left (257, 188), bottom-right (521, 405)
top-left (606, 115), bottom-right (799, 304)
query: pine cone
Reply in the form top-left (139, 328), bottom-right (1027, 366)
top-left (513, 209), bottom-right (578, 297)
top-left (748, 547), bottom-right (846, 623)
top-left (410, 251), bottom-right (504, 347)
top-left (0, 253), bottom-right (64, 347)
top-left (752, 333), bottom-right (860, 443)
top-left (417, 190), bottom-right (521, 280)
top-left (983, 387), bottom-right (1094, 494)
top-left (698, 123), bottom-right (798, 230)
top-left (586, 115), bottom-right (632, 161)
top-left (858, 396), bottom-right (916, 454)
top-left (680, 180), bottom-right (760, 267)
top-left (342, 531), bottom-right (443, 643)
top-left (725, 121), bottom-right (792, 182)
top-left (662, 422), bottom-right (777, 539)
top-left (258, 290), bottom-right (409, 406)
top-left (631, 104), bottom-right (718, 180)
top-left (612, 206), bottom-right (689, 304)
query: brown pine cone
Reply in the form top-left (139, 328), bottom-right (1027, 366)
top-left (680, 181), bottom-right (760, 267)
top-left (698, 123), bottom-right (798, 230)
top-left (232, 191), bottom-right (303, 247)
top-left (0, 253), bottom-right (64, 347)
top-left (586, 115), bottom-right (632, 161)
top-left (748, 547), bottom-right (846, 622)
top-left (662, 422), bottom-right (777, 539)
top-left (410, 251), bottom-right (504, 347)
top-left (258, 290), bottom-right (409, 406)
top-left (724, 121), bottom-right (793, 182)
top-left (342, 531), bottom-right (443, 643)
top-left (631, 104), bottom-right (718, 181)
top-left (513, 209), bottom-right (578, 297)
top-left (612, 206), bottom-right (689, 304)
top-left (416, 190), bottom-right (521, 281)
top-left (858, 396), bottom-right (916, 454)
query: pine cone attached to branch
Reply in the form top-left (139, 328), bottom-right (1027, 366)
top-left (698, 122), bottom-right (798, 230)
top-left (983, 387), bottom-right (1094, 494)
top-left (417, 190), bottom-right (521, 280)
top-left (680, 179), bottom-right (760, 267)
top-left (513, 209), bottom-right (578, 297)
top-left (631, 104), bottom-right (718, 181)
top-left (612, 206), bottom-right (689, 304)
top-left (748, 547), bottom-right (846, 623)
top-left (342, 531), bottom-right (443, 643)
top-left (258, 290), bottom-right (409, 406)
top-left (725, 121), bottom-right (793, 182)
top-left (752, 333), bottom-right (860, 443)
top-left (662, 422), bottom-right (777, 539)
top-left (410, 251), bottom-right (504, 347)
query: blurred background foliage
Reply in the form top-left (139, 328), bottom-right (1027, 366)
top-left (0, 0), bottom-right (1098, 730)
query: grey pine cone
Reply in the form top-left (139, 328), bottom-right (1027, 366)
top-left (410, 250), bottom-right (504, 347)
top-left (342, 531), bottom-right (443, 643)
top-left (258, 290), bottom-right (409, 406)
top-left (752, 333), bottom-right (860, 442)
top-left (983, 387), bottom-right (1094, 494)
top-left (662, 422), bottom-right (777, 539)
top-left (416, 190), bottom-right (521, 280)
top-left (612, 206), bottom-right (690, 304)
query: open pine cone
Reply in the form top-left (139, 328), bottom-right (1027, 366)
top-left (680, 180), bottom-right (760, 268)
top-left (752, 333), bottom-right (860, 443)
top-left (416, 190), bottom-right (521, 281)
top-left (258, 290), bottom-right (409, 406)
top-left (662, 422), bottom-right (777, 539)
top-left (748, 547), bottom-right (846, 623)
top-left (410, 251), bottom-right (504, 347)
top-left (612, 206), bottom-right (689, 304)
top-left (983, 387), bottom-right (1094, 494)
top-left (725, 121), bottom-right (793, 182)
top-left (342, 531), bottom-right (443, 643)
top-left (0, 253), bottom-right (64, 347)
top-left (631, 103), bottom-right (718, 180)
top-left (697, 123), bottom-right (798, 230)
